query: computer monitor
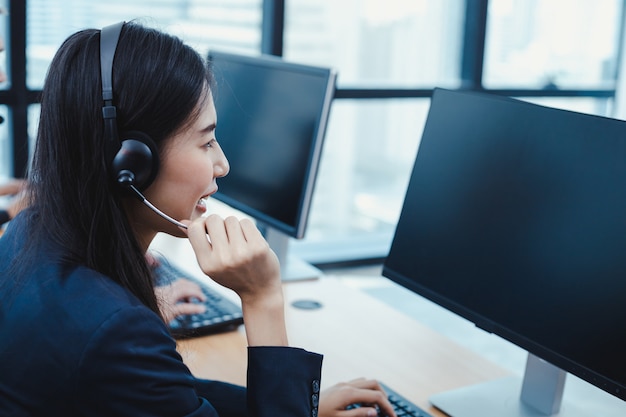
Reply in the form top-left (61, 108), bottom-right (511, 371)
top-left (207, 51), bottom-right (336, 281)
top-left (383, 88), bottom-right (626, 416)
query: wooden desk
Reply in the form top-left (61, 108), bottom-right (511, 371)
top-left (176, 277), bottom-right (510, 416)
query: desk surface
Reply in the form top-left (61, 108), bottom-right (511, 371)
top-left (176, 276), bottom-right (510, 416)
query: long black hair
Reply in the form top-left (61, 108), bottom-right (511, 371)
top-left (24, 21), bottom-right (212, 316)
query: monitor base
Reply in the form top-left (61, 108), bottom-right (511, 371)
top-left (261, 224), bottom-right (322, 281)
top-left (281, 255), bottom-right (322, 281)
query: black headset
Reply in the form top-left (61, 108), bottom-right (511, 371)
top-left (100, 21), bottom-right (159, 192)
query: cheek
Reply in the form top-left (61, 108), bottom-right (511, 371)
top-left (160, 153), bottom-right (213, 195)
top-left (196, 153), bottom-right (215, 177)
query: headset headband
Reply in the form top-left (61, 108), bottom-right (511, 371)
top-left (100, 21), bottom-right (125, 146)
top-left (100, 21), bottom-right (124, 103)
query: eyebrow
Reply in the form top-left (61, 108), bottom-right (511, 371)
top-left (200, 123), bottom-right (216, 133)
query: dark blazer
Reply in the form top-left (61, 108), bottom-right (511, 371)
top-left (0, 212), bottom-right (323, 417)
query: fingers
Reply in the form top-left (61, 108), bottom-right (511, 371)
top-left (342, 406), bottom-right (379, 417)
top-left (215, 216), bottom-right (266, 256)
top-left (0, 179), bottom-right (26, 196)
top-left (319, 378), bottom-right (396, 417)
top-left (344, 378), bottom-right (384, 391)
top-left (145, 252), bottom-right (160, 268)
top-left (188, 214), bottom-right (264, 249)
top-left (223, 215), bottom-right (248, 246)
top-left (155, 278), bottom-right (207, 322)
top-left (168, 278), bottom-right (207, 302)
top-left (157, 301), bottom-right (205, 323)
top-left (168, 302), bottom-right (206, 318)
top-left (350, 380), bottom-right (395, 417)
top-left (336, 378), bottom-right (388, 402)
top-left (154, 279), bottom-right (207, 307)
top-left (186, 214), bottom-right (278, 278)
top-left (187, 214), bottom-right (242, 269)
top-left (239, 217), bottom-right (266, 244)
top-left (342, 386), bottom-right (386, 407)
top-left (186, 216), bottom-right (216, 270)
top-left (183, 214), bottom-right (281, 317)
top-left (349, 389), bottom-right (394, 417)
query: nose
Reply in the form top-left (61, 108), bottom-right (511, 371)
top-left (214, 152), bottom-right (230, 178)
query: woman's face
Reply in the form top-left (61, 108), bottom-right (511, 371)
top-left (130, 90), bottom-right (229, 244)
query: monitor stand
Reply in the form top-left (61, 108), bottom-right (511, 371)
top-left (430, 353), bottom-right (625, 417)
top-left (262, 225), bottom-right (322, 282)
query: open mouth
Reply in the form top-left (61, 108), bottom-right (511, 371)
top-left (196, 197), bottom-right (208, 213)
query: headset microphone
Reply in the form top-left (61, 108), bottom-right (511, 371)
top-left (127, 184), bottom-right (188, 230)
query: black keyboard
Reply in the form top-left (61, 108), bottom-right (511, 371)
top-left (151, 257), bottom-right (244, 339)
top-left (347, 382), bottom-right (433, 417)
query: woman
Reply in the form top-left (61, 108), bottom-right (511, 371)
top-left (0, 21), bottom-right (394, 417)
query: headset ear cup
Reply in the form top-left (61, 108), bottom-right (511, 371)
top-left (111, 131), bottom-right (160, 191)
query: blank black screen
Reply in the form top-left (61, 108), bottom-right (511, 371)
top-left (383, 88), bottom-right (626, 399)
top-left (208, 51), bottom-right (334, 238)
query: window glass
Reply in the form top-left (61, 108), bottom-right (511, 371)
top-left (518, 97), bottom-right (613, 118)
top-left (294, 98), bottom-right (430, 261)
top-left (0, 0), bottom-right (9, 178)
top-left (284, 0), bottom-right (464, 88)
top-left (484, 0), bottom-right (622, 89)
top-left (26, 0), bottom-right (262, 89)
top-left (0, 0), bottom-right (8, 91)
top-left (0, 104), bottom-right (10, 181)
top-left (27, 104), bottom-right (39, 153)
top-left (21, 1), bottom-right (624, 264)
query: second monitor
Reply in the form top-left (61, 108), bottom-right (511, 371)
top-left (207, 51), bottom-right (337, 281)
top-left (383, 88), bottom-right (626, 416)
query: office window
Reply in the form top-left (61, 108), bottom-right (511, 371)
top-left (26, 0), bottom-right (262, 89)
top-left (6, 1), bottom-right (626, 264)
top-left (283, 0), bottom-right (464, 88)
top-left (484, 0), bottom-right (622, 90)
top-left (283, 0), bottom-right (464, 260)
top-left (295, 98), bottom-right (429, 262)
top-left (287, 0), bottom-right (625, 262)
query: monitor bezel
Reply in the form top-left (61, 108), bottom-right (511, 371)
top-left (207, 50), bottom-right (337, 239)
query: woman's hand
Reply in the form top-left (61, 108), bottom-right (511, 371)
top-left (319, 378), bottom-right (396, 417)
top-left (184, 214), bottom-right (286, 346)
top-left (6, 190), bottom-right (29, 219)
top-left (0, 179), bottom-right (29, 220)
top-left (154, 278), bottom-right (207, 323)
top-left (0, 178), bottom-right (26, 196)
